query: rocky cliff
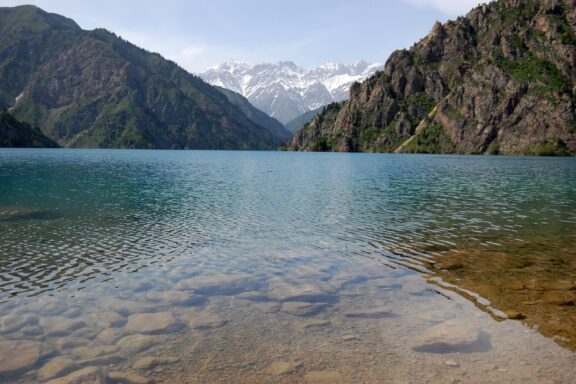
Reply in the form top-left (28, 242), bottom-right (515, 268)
top-left (0, 6), bottom-right (287, 149)
top-left (288, 0), bottom-right (576, 155)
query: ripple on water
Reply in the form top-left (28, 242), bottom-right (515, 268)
top-left (0, 150), bottom-right (575, 383)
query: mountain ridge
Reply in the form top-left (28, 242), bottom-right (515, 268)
top-left (287, 0), bottom-right (576, 155)
top-left (201, 60), bottom-right (380, 124)
top-left (0, 5), bottom-right (287, 150)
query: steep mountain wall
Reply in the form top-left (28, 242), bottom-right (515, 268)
top-left (288, 0), bottom-right (576, 156)
top-left (0, 6), bottom-right (286, 149)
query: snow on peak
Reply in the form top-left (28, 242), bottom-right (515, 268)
top-left (201, 61), bottom-right (381, 124)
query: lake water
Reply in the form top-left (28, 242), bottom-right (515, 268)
top-left (0, 149), bottom-right (575, 383)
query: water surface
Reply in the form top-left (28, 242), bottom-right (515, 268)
top-left (0, 149), bottom-right (575, 383)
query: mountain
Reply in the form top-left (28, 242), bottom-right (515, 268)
top-left (201, 61), bottom-right (381, 124)
top-left (285, 106), bottom-right (326, 133)
top-left (0, 5), bottom-right (287, 150)
top-left (288, 0), bottom-right (576, 156)
top-left (214, 86), bottom-right (291, 140)
top-left (0, 110), bottom-right (59, 148)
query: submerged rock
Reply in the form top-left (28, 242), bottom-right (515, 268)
top-left (45, 366), bottom-right (107, 384)
top-left (125, 312), bottom-right (182, 334)
top-left (37, 357), bottom-right (80, 381)
top-left (96, 311), bottom-right (126, 327)
top-left (55, 336), bottom-right (92, 351)
top-left (0, 339), bottom-right (40, 376)
top-left (145, 290), bottom-right (203, 306)
top-left (297, 319), bottom-right (331, 330)
top-left (96, 328), bottom-right (125, 344)
top-left (408, 319), bottom-right (483, 353)
top-left (253, 302), bottom-right (281, 314)
top-left (505, 310), bottom-right (526, 320)
top-left (539, 291), bottom-right (575, 306)
top-left (100, 298), bottom-right (155, 316)
top-left (108, 371), bottom-right (155, 384)
top-left (268, 361), bottom-right (302, 376)
top-left (116, 335), bottom-right (162, 353)
top-left (180, 312), bottom-right (228, 329)
top-left (282, 302), bottom-right (328, 317)
top-left (268, 281), bottom-right (335, 303)
top-left (73, 345), bottom-right (120, 359)
top-left (177, 274), bottom-right (258, 295)
top-left (39, 316), bottom-right (86, 336)
top-left (0, 313), bottom-right (39, 334)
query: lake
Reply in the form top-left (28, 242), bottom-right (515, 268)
top-left (0, 149), bottom-right (575, 383)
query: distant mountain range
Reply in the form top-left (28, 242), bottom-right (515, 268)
top-left (0, 5), bottom-right (289, 149)
top-left (201, 61), bottom-right (380, 124)
top-left (288, 0), bottom-right (576, 155)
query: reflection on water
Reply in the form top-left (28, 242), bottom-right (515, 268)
top-left (0, 149), bottom-right (575, 383)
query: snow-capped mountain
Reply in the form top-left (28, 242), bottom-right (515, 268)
top-left (201, 61), bottom-right (381, 124)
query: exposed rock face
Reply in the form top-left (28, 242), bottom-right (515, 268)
top-left (288, 0), bottom-right (576, 155)
top-left (0, 5), bottom-right (288, 149)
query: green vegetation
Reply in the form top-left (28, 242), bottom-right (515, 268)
top-left (521, 138), bottom-right (571, 156)
top-left (402, 124), bottom-right (456, 154)
top-left (0, 5), bottom-right (286, 149)
top-left (0, 110), bottom-right (59, 148)
top-left (285, 106), bottom-right (324, 133)
top-left (495, 53), bottom-right (570, 93)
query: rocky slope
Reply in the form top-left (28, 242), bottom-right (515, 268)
top-left (0, 5), bottom-right (287, 149)
top-left (0, 110), bottom-right (59, 148)
top-left (201, 61), bottom-right (380, 124)
top-left (288, 0), bottom-right (576, 155)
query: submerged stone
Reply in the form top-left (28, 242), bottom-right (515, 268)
top-left (117, 334), bottom-right (162, 353)
top-left (408, 319), bottom-right (483, 353)
top-left (540, 291), bottom-right (575, 306)
top-left (253, 302), bottom-right (281, 314)
top-left (125, 312), bottom-right (182, 334)
top-left (108, 371), bottom-right (155, 384)
top-left (37, 357), bottom-right (80, 381)
top-left (100, 298), bottom-right (155, 316)
top-left (177, 274), bottom-right (258, 295)
top-left (282, 302), bottom-right (328, 317)
top-left (45, 366), bottom-right (106, 384)
top-left (145, 290), bottom-right (203, 306)
top-left (268, 282), bottom-right (335, 303)
top-left (0, 339), bottom-right (40, 376)
top-left (180, 312), bottom-right (228, 329)
top-left (39, 316), bottom-right (87, 336)
top-left (96, 328), bottom-right (125, 344)
top-left (268, 361), bottom-right (302, 376)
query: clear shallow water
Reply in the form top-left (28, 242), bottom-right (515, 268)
top-left (0, 149), bottom-right (575, 383)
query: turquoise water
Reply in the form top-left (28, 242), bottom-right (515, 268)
top-left (0, 149), bottom-right (575, 383)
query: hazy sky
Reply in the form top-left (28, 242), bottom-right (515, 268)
top-left (3, 0), bottom-right (487, 73)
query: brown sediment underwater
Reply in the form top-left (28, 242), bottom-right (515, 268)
top-left (425, 233), bottom-right (576, 350)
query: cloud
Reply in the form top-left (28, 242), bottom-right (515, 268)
top-left (401, 0), bottom-right (489, 16)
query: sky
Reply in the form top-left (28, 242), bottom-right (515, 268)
top-left (2, 0), bottom-right (487, 73)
